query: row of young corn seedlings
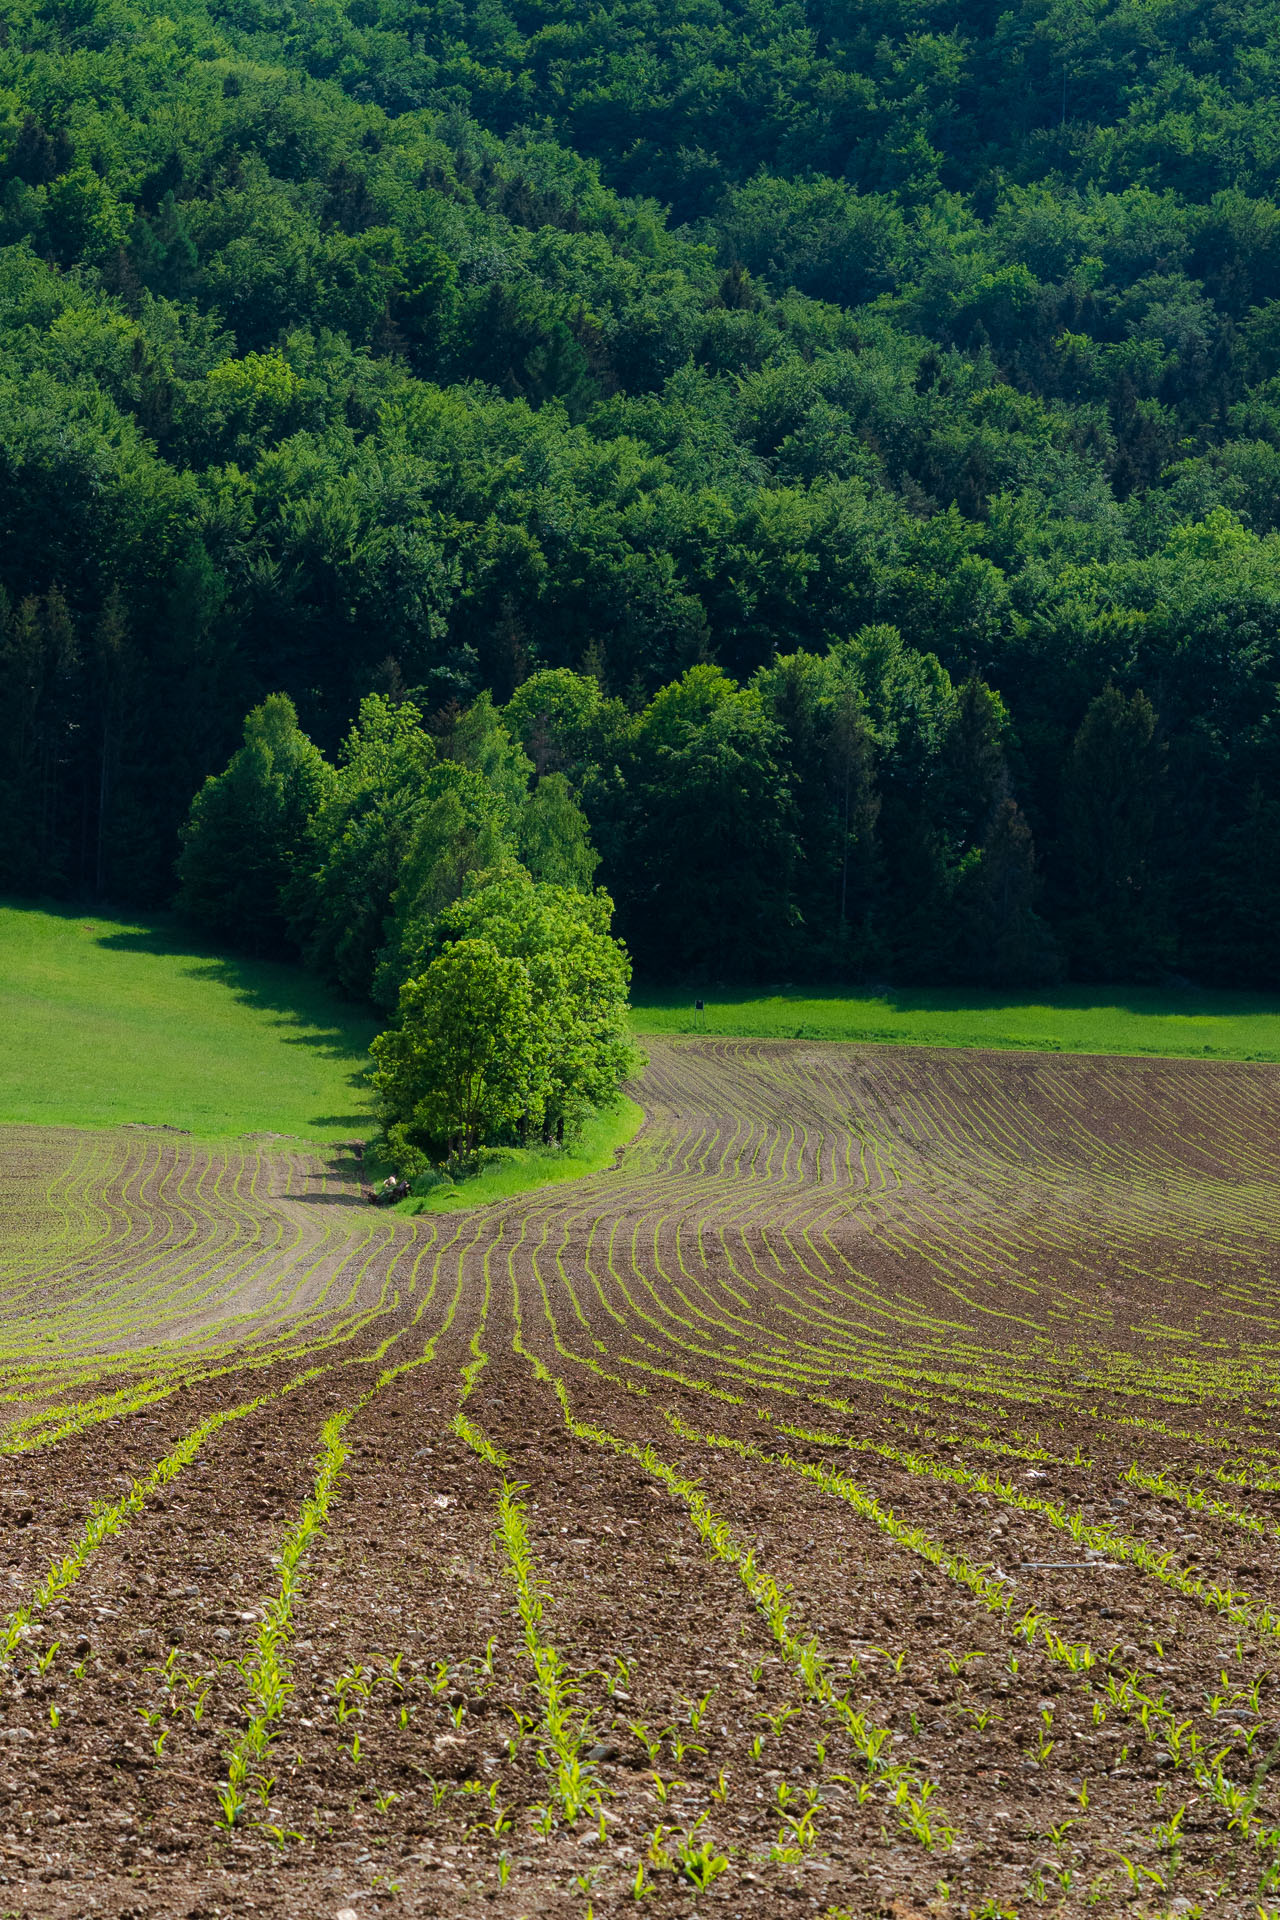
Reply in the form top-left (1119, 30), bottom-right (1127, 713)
top-left (454, 1255), bottom-right (631, 1849)
top-left (453, 1405), bottom-right (605, 1836)
top-left (499, 1279), bottom-right (848, 1896)
top-left (661, 1404), bottom-right (1280, 1890)
top-left (530, 1146), bottom-right (1280, 1659)
top-left (0, 1364), bottom-right (329, 1665)
top-left (35, 1124), bottom-right (425, 1379)
top-left (214, 1261), bottom-right (470, 1838)
top-left (526, 1217), bottom-right (1280, 1903)
top-left (0, 1137), bottom-right (296, 1372)
top-left (216, 1400), bottom-right (358, 1830)
top-left (0, 1148), bottom-right (396, 1458)
top-left (508, 1313), bottom-right (954, 1856)
top-left (759, 1409), bottom-right (1280, 1649)
top-left (1123, 1458), bottom-right (1280, 1543)
top-left (0, 1294), bottom-right (388, 1462)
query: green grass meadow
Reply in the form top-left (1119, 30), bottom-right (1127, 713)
top-left (630, 984), bottom-right (1280, 1062)
top-left (0, 902), bottom-right (377, 1141)
top-left (6, 899), bottom-right (1280, 1177)
top-left (0, 905), bottom-right (645, 1204)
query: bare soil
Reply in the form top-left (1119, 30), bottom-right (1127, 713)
top-left (2, 1041), bottom-right (1280, 1918)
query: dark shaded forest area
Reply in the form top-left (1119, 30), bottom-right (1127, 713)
top-left (4, 0), bottom-right (1280, 983)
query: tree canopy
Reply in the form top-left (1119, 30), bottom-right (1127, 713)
top-left (5, 0), bottom-right (1280, 982)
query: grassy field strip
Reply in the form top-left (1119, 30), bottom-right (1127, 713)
top-left (0, 906), bottom-right (377, 1140)
top-left (0, 1364), bottom-right (332, 1661)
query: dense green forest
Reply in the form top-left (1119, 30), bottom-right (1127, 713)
top-left (4, 0), bottom-right (1280, 983)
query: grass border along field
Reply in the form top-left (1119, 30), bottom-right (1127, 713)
top-left (395, 1096), bottom-right (645, 1213)
top-left (631, 982), bottom-right (1280, 1062)
top-left (0, 901), bottom-right (376, 1142)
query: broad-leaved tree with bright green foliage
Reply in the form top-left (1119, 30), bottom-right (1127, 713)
top-left (371, 938), bottom-right (543, 1157)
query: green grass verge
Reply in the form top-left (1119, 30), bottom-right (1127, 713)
top-left (630, 984), bottom-right (1280, 1062)
top-left (396, 1097), bottom-right (645, 1214)
top-left (0, 901), bottom-right (376, 1142)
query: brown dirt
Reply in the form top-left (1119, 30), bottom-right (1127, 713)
top-left (3, 1041), bottom-right (1280, 1917)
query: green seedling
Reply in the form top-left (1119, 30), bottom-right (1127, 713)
top-left (263, 1823), bottom-right (304, 1849)
top-left (758, 1703), bottom-right (800, 1735)
top-left (686, 1688), bottom-right (715, 1732)
top-left (216, 1782), bottom-right (245, 1829)
top-left (604, 1656), bottom-right (632, 1698)
top-left (947, 1650), bottom-right (986, 1677)
top-left (674, 1819), bottom-right (729, 1890)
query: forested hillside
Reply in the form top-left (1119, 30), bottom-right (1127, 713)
top-left (4, 0), bottom-right (1280, 983)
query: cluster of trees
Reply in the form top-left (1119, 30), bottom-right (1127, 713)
top-left (184, 648), bottom-right (1190, 1019)
top-left (5, 0), bottom-right (1280, 981)
top-left (177, 689), bottom-right (636, 1158)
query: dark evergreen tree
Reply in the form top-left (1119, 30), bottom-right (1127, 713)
top-left (1057, 687), bottom-right (1171, 980)
top-left (176, 695), bottom-right (334, 952)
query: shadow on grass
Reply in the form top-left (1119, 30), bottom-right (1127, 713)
top-left (83, 910), bottom-right (376, 1069)
top-left (634, 980), bottom-right (1280, 1020)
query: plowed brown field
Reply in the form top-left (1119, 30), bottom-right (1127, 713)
top-left (4, 1039), bottom-right (1280, 1919)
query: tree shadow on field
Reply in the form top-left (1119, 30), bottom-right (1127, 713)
top-left (79, 907), bottom-right (377, 1102)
